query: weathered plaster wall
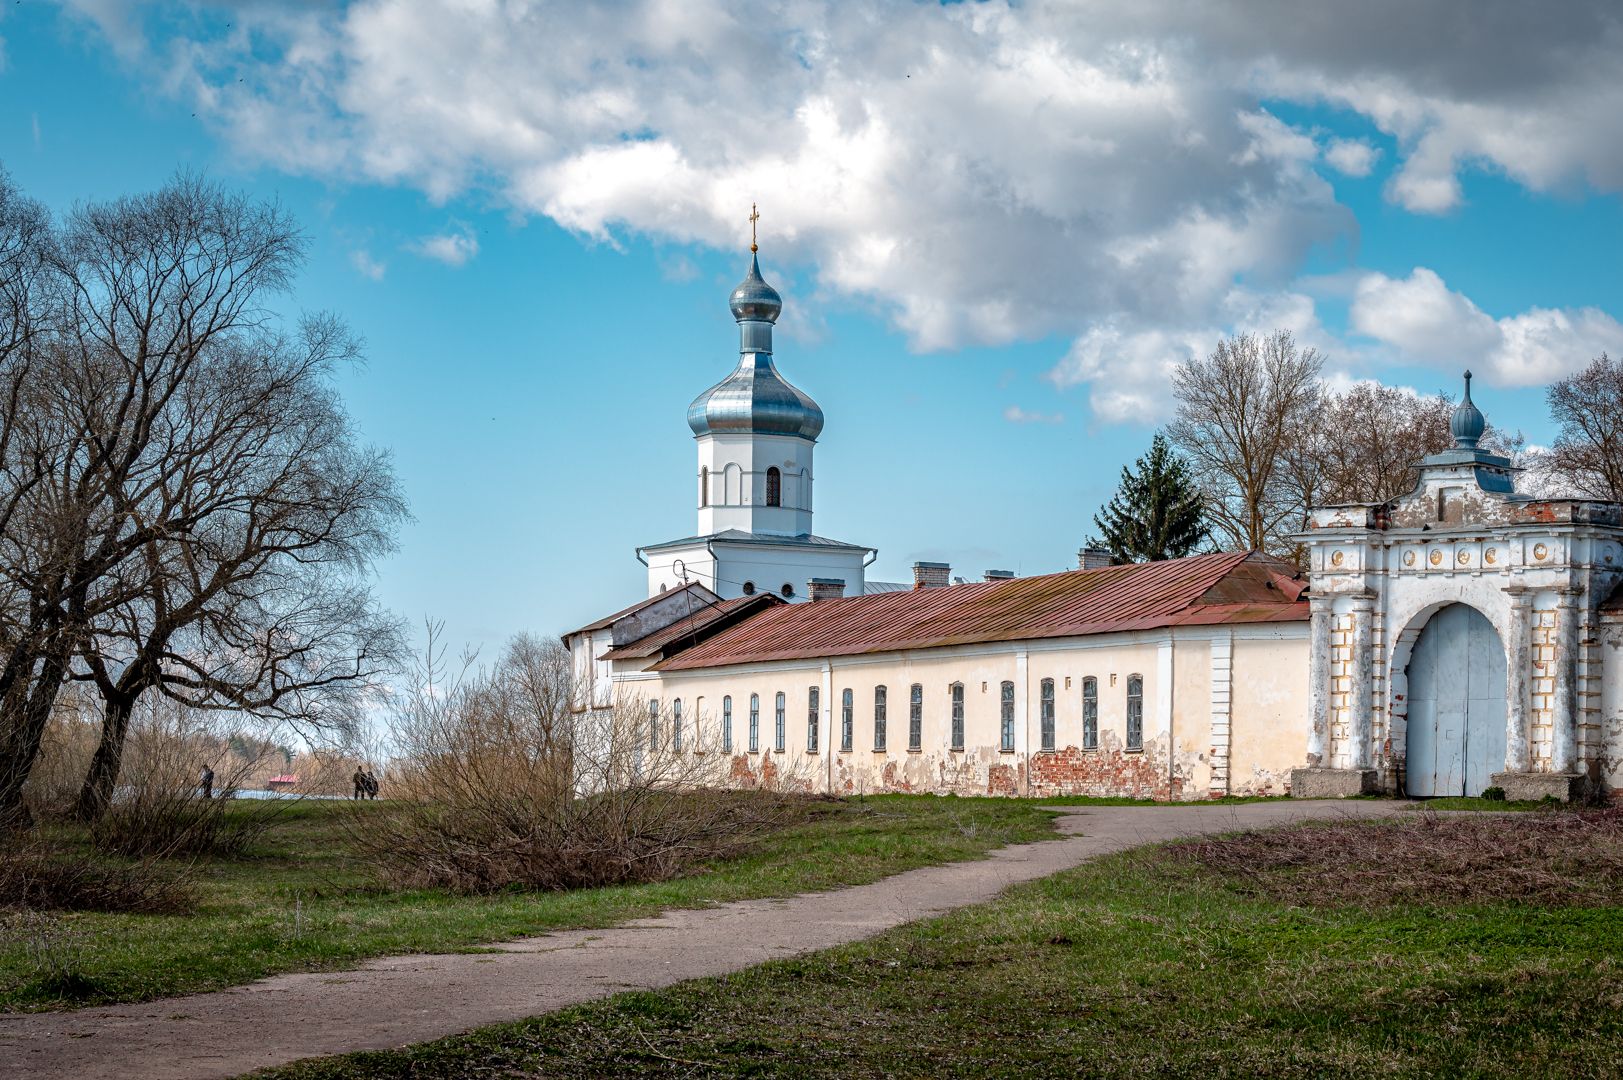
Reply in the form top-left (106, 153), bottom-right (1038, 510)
top-left (1230, 634), bottom-right (1310, 795)
top-left (624, 625), bottom-right (1306, 802)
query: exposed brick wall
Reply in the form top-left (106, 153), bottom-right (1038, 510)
top-left (1029, 745), bottom-right (1171, 800)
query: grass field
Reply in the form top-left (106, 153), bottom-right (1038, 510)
top-left (0, 794), bottom-right (1061, 1011)
top-left (258, 807), bottom-right (1623, 1080)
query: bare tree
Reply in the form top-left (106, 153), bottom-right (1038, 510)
top-left (1167, 330), bottom-right (1323, 555)
top-left (0, 173), bottom-right (401, 825)
top-left (71, 317), bottom-right (406, 821)
top-left (1282, 383), bottom-right (1456, 511)
top-left (1545, 354), bottom-right (1623, 502)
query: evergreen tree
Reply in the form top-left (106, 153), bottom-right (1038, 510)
top-left (1093, 434), bottom-right (1208, 563)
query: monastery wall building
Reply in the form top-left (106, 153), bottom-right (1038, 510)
top-left (568, 251), bottom-right (1623, 802)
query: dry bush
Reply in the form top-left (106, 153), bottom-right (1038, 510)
top-left (19, 690), bottom-right (102, 820)
top-left (359, 632), bottom-right (784, 894)
top-left (0, 831), bottom-right (193, 914)
top-left (1169, 808), bottom-right (1623, 909)
top-left (89, 698), bottom-right (292, 859)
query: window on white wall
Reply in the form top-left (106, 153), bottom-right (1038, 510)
top-left (1126, 675), bottom-right (1144, 751)
top-left (649, 699), bottom-right (661, 752)
top-left (807, 686), bottom-right (820, 753)
top-left (699, 466), bottom-right (709, 508)
top-left (841, 689), bottom-right (853, 751)
top-left (909, 684), bottom-right (923, 751)
top-left (874, 686), bottom-right (887, 750)
top-left (1040, 679), bottom-right (1055, 752)
top-left (672, 699), bottom-right (683, 752)
top-left (749, 693), bottom-right (759, 753)
top-left (775, 691), bottom-right (786, 752)
top-left (722, 695), bottom-right (733, 753)
top-left (999, 681), bottom-right (1015, 752)
top-left (1082, 678), bottom-right (1098, 750)
top-left (766, 466), bottom-right (782, 507)
top-left (950, 683), bottom-right (964, 750)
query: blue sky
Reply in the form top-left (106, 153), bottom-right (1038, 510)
top-left (4, 2), bottom-right (1621, 654)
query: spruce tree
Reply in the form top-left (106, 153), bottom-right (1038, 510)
top-left (1093, 434), bottom-right (1208, 563)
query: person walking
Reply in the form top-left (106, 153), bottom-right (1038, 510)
top-left (199, 764), bottom-right (214, 800)
top-left (364, 769), bottom-right (379, 800)
top-left (352, 767), bottom-right (367, 800)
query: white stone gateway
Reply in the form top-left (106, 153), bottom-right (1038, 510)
top-left (1293, 373), bottom-right (1623, 801)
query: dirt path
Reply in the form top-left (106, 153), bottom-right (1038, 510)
top-left (0, 800), bottom-right (1407, 1079)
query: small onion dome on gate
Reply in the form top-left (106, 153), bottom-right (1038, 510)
top-left (1450, 369), bottom-right (1486, 449)
top-left (729, 253), bottom-right (782, 323)
top-left (687, 355), bottom-right (824, 439)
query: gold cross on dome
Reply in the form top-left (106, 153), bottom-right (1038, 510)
top-left (749, 203), bottom-right (760, 253)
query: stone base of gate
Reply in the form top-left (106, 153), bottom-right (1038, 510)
top-left (1289, 767), bottom-right (1381, 798)
top-left (1488, 771), bottom-right (1586, 803)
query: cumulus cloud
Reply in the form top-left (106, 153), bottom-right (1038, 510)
top-left (1323, 138), bottom-right (1379, 177)
top-left (61, 1), bottom-right (1623, 417)
top-left (349, 248), bottom-right (386, 281)
top-left (410, 227), bottom-right (479, 267)
top-left (1002, 405), bottom-right (1064, 425)
top-left (1350, 268), bottom-right (1622, 385)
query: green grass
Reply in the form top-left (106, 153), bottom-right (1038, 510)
top-left (0, 794), bottom-right (1060, 1011)
top-left (259, 813), bottom-right (1623, 1080)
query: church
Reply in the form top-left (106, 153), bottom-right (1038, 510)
top-left (567, 246), bottom-right (1623, 802)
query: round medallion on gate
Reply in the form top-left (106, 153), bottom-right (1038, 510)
top-left (1403, 550), bottom-right (1417, 567)
top-left (1484, 548), bottom-right (1498, 565)
top-left (1429, 549), bottom-right (1444, 566)
top-left (1533, 543), bottom-right (1549, 561)
top-left (1331, 550), bottom-right (1345, 567)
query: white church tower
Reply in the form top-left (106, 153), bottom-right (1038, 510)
top-left (638, 234), bottom-right (873, 601)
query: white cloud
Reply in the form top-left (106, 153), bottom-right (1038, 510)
top-left (62, 1), bottom-right (1623, 418)
top-left (349, 249), bottom-right (386, 281)
top-left (1323, 138), bottom-right (1378, 177)
top-left (1002, 405), bottom-right (1064, 425)
top-left (410, 228), bottom-right (479, 267)
top-left (1350, 267), bottom-right (1622, 385)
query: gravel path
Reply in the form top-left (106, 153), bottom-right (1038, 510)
top-left (0, 799), bottom-right (1406, 1079)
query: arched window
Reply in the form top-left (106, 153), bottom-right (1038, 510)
top-left (908, 684), bottom-right (923, 751)
top-left (1082, 678), bottom-right (1098, 750)
top-left (840, 688), bottom-right (854, 751)
top-left (999, 681), bottom-right (1015, 752)
top-left (765, 466), bottom-right (782, 507)
top-left (873, 685), bottom-right (888, 751)
top-left (774, 691), bottom-right (786, 752)
top-left (1040, 678), bottom-right (1055, 752)
top-left (649, 699), bottom-right (661, 752)
top-left (1126, 675), bottom-right (1144, 751)
top-left (749, 693), bottom-right (760, 753)
top-left (722, 695), bottom-right (734, 753)
top-left (672, 698), bottom-right (683, 752)
top-left (699, 466), bottom-right (709, 508)
top-left (949, 683), bottom-right (965, 750)
top-left (806, 686), bottom-right (820, 753)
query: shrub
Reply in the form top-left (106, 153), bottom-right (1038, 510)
top-left (0, 832), bottom-right (193, 914)
top-left (1480, 786), bottom-right (1507, 801)
top-left (357, 632), bottom-right (787, 894)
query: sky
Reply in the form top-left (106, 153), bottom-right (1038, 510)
top-left (2, 1), bottom-right (1621, 656)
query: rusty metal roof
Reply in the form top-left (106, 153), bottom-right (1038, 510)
top-left (657, 551), bottom-right (1306, 671)
top-left (601, 592), bottom-right (783, 661)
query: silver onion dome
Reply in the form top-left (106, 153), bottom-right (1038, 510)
top-left (729, 253), bottom-right (782, 323)
top-left (688, 253), bottom-right (823, 440)
top-left (1450, 369), bottom-right (1486, 449)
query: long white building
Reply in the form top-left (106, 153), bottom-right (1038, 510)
top-left (569, 254), bottom-right (1623, 802)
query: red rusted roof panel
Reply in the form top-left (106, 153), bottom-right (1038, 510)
top-left (657, 551), bottom-right (1306, 670)
top-left (602, 594), bottom-right (779, 660)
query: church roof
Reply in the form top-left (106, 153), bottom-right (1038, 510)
top-left (639, 529), bottom-right (874, 555)
top-left (656, 551), bottom-right (1305, 671)
top-left (600, 592), bottom-right (783, 661)
top-left (565, 581), bottom-right (720, 638)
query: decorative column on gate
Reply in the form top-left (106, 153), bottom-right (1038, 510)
top-left (1348, 595), bottom-right (1376, 771)
top-left (1503, 587), bottom-right (1533, 774)
top-left (1551, 589), bottom-right (1581, 777)
top-left (1304, 596), bottom-right (1333, 768)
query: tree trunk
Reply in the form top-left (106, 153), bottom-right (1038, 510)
top-left (0, 646), bottom-right (69, 828)
top-left (74, 694), bottom-right (136, 823)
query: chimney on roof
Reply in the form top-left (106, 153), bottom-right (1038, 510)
top-left (1078, 547), bottom-right (1112, 571)
top-left (984, 570), bottom-right (1015, 581)
top-left (808, 577), bottom-right (846, 602)
top-left (912, 561), bottom-right (951, 589)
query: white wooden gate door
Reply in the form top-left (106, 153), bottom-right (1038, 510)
top-left (1404, 604), bottom-right (1507, 797)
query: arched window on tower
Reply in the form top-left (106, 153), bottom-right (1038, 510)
top-left (765, 466), bottom-right (782, 507)
top-left (699, 466), bottom-right (708, 508)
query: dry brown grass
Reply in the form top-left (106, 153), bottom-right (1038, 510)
top-left (0, 832), bottom-right (194, 915)
top-left (1169, 807), bottom-right (1623, 909)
